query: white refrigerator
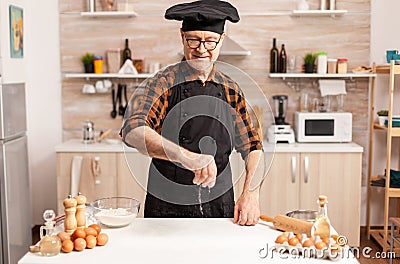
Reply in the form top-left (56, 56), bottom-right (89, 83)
top-left (0, 82), bottom-right (31, 264)
top-left (0, 1), bottom-right (31, 263)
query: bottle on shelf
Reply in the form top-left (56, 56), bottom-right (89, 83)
top-left (270, 38), bottom-right (279, 73)
top-left (313, 195), bottom-right (331, 239)
top-left (279, 44), bottom-right (287, 73)
top-left (316, 52), bottom-right (328, 74)
top-left (320, 0), bottom-right (327, 10)
top-left (121, 38), bottom-right (132, 66)
top-left (329, 0), bottom-right (336, 10)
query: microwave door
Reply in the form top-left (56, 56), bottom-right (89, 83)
top-left (305, 119), bottom-right (335, 137)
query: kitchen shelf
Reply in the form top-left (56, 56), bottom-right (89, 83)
top-left (375, 64), bottom-right (400, 74)
top-left (80, 11), bottom-right (138, 18)
top-left (291, 10), bottom-right (348, 17)
top-left (367, 61), bottom-right (400, 252)
top-left (64, 73), bottom-right (153, 80)
top-left (269, 72), bottom-right (376, 80)
top-left (374, 123), bottom-right (400, 136)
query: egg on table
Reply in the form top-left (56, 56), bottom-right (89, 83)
top-left (302, 239), bottom-right (314, 248)
top-left (275, 234), bottom-right (289, 244)
top-left (288, 237), bottom-right (300, 246)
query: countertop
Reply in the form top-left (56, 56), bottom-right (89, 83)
top-left (55, 139), bottom-right (363, 153)
top-left (18, 218), bottom-right (359, 264)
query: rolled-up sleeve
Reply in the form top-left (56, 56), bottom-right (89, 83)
top-left (228, 85), bottom-right (263, 160)
top-left (120, 74), bottom-right (170, 144)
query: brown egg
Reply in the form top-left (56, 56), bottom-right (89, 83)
top-left (288, 237), bottom-right (300, 246)
top-left (331, 234), bottom-right (339, 241)
top-left (322, 237), bottom-right (330, 245)
top-left (86, 235), bottom-right (97, 249)
top-left (315, 241), bottom-right (328, 250)
top-left (57, 231), bottom-right (71, 242)
top-left (295, 233), bottom-right (302, 240)
top-left (275, 234), bottom-right (289, 244)
top-left (89, 224), bottom-right (101, 235)
top-left (96, 233), bottom-right (109, 246)
top-left (61, 239), bottom-right (74, 253)
top-left (84, 227), bottom-right (97, 237)
top-left (74, 237), bottom-right (86, 251)
top-left (72, 229), bottom-right (86, 241)
top-left (302, 239), bottom-right (314, 248)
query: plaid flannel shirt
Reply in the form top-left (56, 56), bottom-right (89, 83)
top-left (121, 62), bottom-right (262, 159)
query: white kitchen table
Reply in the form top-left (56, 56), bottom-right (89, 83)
top-left (19, 218), bottom-right (359, 264)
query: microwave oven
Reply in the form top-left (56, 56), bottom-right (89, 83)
top-left (294, 112), bottom-right (352, 143)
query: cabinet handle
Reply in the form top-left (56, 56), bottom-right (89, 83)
top-left (92, 156), bottom-right (101, 185)
top-left (304, 156), bottom-right (309, 184)
top-left (291, 156), bottom-right (296, 183)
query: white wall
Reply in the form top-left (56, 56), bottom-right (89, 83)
top-left (25, 0), bottom-right (61, 225)
top-left (361, 0), bottom-right (400, 226)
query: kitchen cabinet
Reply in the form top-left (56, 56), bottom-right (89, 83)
top-left (259, 151), bottom-right (362, 246)
top-left (56, 140), bottom-right (362, 246)
top-left (56, 152), bottom-right (118, 215)
top-left (56, 151), bottom-right (152, 217)
top-left (117, 152), bottom-right (151, 218)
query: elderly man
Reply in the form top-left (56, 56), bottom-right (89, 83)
top-left (121, 0), bottom-right (264, 226)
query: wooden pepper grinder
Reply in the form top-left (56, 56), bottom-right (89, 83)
top-left (74, 192), bottom-right (87, 229)
top-left (63, 194), bottom-right (77, 234)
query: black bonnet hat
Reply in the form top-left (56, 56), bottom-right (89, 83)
top-left (165, 0), bottom-right (239, 35)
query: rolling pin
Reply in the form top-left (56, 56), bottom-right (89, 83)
top-left (260, 215), bottom-right (313, 236)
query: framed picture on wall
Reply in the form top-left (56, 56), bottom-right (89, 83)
top-left (9, 5), bottom-right (23, 58)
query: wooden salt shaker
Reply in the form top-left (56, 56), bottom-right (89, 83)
top-left (74, 192), bottom-right (87, 229)
top-left (63, 195), bottom-right (77, 234)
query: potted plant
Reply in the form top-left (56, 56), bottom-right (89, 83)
top-left (377, 110), bottom-right (388, 126)
top-left (304, 53), bottom-right (316, 73)
top-left (81, 52), bottom-right (95, 73)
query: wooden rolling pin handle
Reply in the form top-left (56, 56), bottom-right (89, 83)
top-left (260, 215), bottom-right (274, 222)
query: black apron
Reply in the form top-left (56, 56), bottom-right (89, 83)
top-left (144, 77), bottom-right (236, 218)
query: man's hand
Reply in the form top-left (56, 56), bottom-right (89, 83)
top-left (180, 150), bottom-right (217, 188)
top-left (234, 189), bottom-right (260, 226)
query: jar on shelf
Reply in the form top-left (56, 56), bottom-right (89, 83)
top-left (327, 58), bottom-right (337, 74)
top-left (337, 58), bottom-right (348, 74)
top-left (93, 56), bottom-right (103, 74)
top-left (316, 52), bottom-right (328, 74)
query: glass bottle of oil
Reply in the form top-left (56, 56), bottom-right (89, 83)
top-left (39, 210), bottom-right (61, 256)
top-left (313, 195), bottom-right (331, 239)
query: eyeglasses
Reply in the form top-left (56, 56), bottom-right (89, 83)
top-left (185, 35), bottom-right (222, 51)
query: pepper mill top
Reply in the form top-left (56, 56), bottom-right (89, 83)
top-left (63, 194), bottom-right (77, 208)
top-left (74, 192), bottom-right (87, 205)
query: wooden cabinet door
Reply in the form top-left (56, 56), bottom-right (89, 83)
top-left (117, 152), bottom-right (151, 217)
top-left (259, 153), bottom-right (300, 216)
top-left (56, 152), bottom-right (117, 215)
top-left (298, 153), bottom-right (321, 210)
top-left (299, 152), bottom-right (362, 246)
